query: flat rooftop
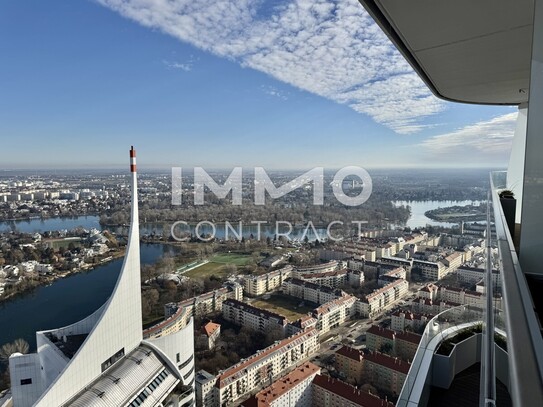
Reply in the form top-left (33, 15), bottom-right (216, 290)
top-left (45, 333), bottom-right (88, 359)
top-left (428, 363), bottom-right (511, 407)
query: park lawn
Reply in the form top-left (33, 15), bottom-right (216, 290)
top-left (182, 252), bottom-right (263, 279)
top-left (184, 262), bottom-right (227, 279)
top-left (43, 238), bottom-right (83, 250)
top-left (250, 294), bottom-right (314, 321)
top-left (210, 253), bottom-right (254, 266)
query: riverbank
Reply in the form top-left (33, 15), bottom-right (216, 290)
top-left (0, 248), bottom-right (126, 304)
top-left (0, 243), bottom-right (180, 353)
top-left (0, 212), bottom-right (101, 223)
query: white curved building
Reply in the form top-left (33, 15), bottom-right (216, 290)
top-left (8, 147), bottom-right (195, 407)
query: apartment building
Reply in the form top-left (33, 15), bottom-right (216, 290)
top-left (457, 266), bottom-right (501, 290)
top-left (366, 325), bottom-right (395, 354)
top-left (312, 375), bottom-right (395, 407)
top-left (407, 297), bottom-right (460, 316)
top-left (144, 281), bottom-right (243, 340)
top-left (312, 295), bottom-right (357, 334)
top-left (293, 260), bottom-right (341, 275)
top-left (195, 370), bottom-right (217, 407)
top-left (286, 315), bottom-right (318, 336)
top-left (241, 362), bottom-right (320, 407)
top-left (417, 283), bottom-right (439, 300)
top-left (282, 278), bottom-right (347, 305)
top-left (334, 346), bottom-right (364, 384)
top-left (347, 258), bottom-right (365, 271)
top-left (391, 311), bottom-right (433, 332)
top-left (441, 251), bottom-right (464, 271)
top-left (347, 269), bottom-right (365, 286)
top-left (394, 331), bottom-right (422, 361)
top-left (381, 256), bottom-right (413, 273)
top-left (335, 346), bottom-right (410, 395)
top-left (412, 259), bottom-right (447, 280)
top-left (320, 245), bottom-right (377, 262)
top-left (417, 284), bottom-right (490, 309)
top-left (299, 269), bottom-right (348, 288)
top-left (213, 328), bottom-right (320, 406)
top-left (358, 278), bottom-right (409, 318)
top-left (366, 325), bottom-right (422, 361)
top-left (244, 266), bottom-right (293, 297)
top-left (222, 299), bottom-right (288, 335)
top-left (243, 366), bottom-right (395, 407)
top-left (199, 321), bottom-right (221, 350)
top-left (378, 266), bottom-right (406, 286)
top-left (364, 351), bottom-right (411, 395)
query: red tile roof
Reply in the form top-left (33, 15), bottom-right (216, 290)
top-left (367, 325), bottom-right (395, 340)
top-left (336, 346), bottom-right (364, 362)
top-left (242, 362), bottom-right (321, 407)
top-left (216, 328), bottom-right (318, 388)
top-left (313, 295), bottom-right (356, 316)
top-left (395, 331), bottom-right (422, 345)
top-left (364, 351), bottom-right (411, 374)
top-left (392, 311), bottom-right (433, 321)
top-left (202, 321), bottom-right (220, 337)
top-left (312, 375), bottom-right (395, 407)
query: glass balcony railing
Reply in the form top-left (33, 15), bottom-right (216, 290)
top-left (489, 171), bottom-right (543, 406)
top-left (396, 305), bottom-right (486, 406)
top-left (398, 172), bottom-right (543, 406)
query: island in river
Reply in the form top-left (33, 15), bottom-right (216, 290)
top-left (424, 203), bottom-right (486, 223)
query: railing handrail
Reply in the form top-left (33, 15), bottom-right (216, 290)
top-left (490, 171), bottom-right (543, 406)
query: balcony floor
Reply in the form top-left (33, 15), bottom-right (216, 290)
top-left (428, 363), bottom-right (511, 407)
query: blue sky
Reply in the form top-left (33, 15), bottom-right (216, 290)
top-left (0, 0), bottom-right (516, 169)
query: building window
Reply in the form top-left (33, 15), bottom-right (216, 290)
top-left (179, 354), bottom-right (194, 370)
top-left (101, 348), bottom-right (125, 372)
top-left (20, 378), bottom-right (32, 385)
top-left (177, 353), bottom-right (180, 363)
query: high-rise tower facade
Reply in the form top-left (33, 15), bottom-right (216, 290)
top-left (8, 147), bottom-right (195, 407)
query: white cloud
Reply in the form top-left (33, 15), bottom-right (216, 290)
top-left (261, 85), bottom-right (288, 100)
top-left (97, 0), bottom-right (445, 133)
top-left (421, 112), bottom-right (518, 159)
top-left (163, 60), bottom-right (192, 71)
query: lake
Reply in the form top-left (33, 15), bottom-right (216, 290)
top-left (393, 200), bottom-right (486, 228)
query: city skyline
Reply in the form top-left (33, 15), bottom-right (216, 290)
top-left (0, 1), bottom-right (516, 169)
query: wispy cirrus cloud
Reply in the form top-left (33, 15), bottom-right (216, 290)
top-left (163, 54), bottom-right (198, 71)
top-left (421, 112), bottom-right (518, 161)
top-left (261, 85), bottom-right (288, 100)
top-left (163, 60), bottom-right (192, 71)
top-left (97, 0), bottom-right (445, 134)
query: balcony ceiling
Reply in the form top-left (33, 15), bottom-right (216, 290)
top-left (359, 0), bottom-right (534, 104)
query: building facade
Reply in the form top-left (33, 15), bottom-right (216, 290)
top-left (222, 299), bottom-right (288, 335)
top-left (241, 362), bottom-right (320, 407)
top-left (213, 328), bottom-right (320, 406)
top-left (282, 278), bottom-right (347, 305)
top-left (8, 147), bottom-right (195, 407)
top-left (312, 295), bottom-right (357, 334)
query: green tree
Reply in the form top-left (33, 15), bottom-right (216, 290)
top-left (379, 342), bottom-right (393, 354)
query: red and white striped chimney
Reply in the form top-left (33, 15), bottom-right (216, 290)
top-left (130, 146), bottom-right (136, 173)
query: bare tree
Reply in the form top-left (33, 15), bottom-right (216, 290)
top-left (0, 338), bottom-right (29, 360)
